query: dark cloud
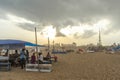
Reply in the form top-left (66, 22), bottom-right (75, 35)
top-left (18, 23), bottom-right (36, 31)
top-left (17, 23), bottom-right (43, 32)
top-left (0, 0), bottom-right (120, 35)
top-left (73, 30), bottom-right (97, 39)
top-left (62, 19), bottom-right (77, 26)
top-left (56, 32), bottom-right (66, 37)
top-left (56, 28), bottom-right (66, 37)
top-left (81, 30), bottom-right (97, 39)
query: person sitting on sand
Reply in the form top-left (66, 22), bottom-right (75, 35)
top-left (53, 54), bottom-right (58, 62)
top-left (38, 52), bottom-right (44, 64)
top-left (31, 53), bottom-right (36, 64)
top-left (45, 52), bottom-right (51, 60)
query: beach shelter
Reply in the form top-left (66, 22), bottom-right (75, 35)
top-left (0, 39), bottom-right (41, 50)
top-left (112, 45), bottom-right (120, 51)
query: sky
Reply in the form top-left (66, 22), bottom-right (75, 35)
top-left (0, 0), bottom-right (120, 46)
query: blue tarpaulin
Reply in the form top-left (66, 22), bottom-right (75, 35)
top-left (0, 39), bottom-right (44, 49)
top-left (113, 46), bottom-right (120, 51)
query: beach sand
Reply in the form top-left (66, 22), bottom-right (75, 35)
top-left (1, 52), bottom-right (120, 80)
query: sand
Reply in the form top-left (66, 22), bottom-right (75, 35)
top-left (1, 52), bottom-right (120, 80)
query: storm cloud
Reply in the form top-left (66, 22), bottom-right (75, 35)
top-left (0, 0), bottom-right (120, 38)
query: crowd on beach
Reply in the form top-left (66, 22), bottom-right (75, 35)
top-left (2, 48), bottom-right (57, 69)
top-left (2, 42), bottom-right (119, 70)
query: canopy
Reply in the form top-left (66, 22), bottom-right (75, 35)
top-left (0, 39), bottom-right (44, 49)
top-left (113, 46), bottom-right (120, 51)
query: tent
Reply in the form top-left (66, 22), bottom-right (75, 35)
top-left (112, 46), bottom-right (120, 51)
top-left (0, 39), bottom-right (44, 50)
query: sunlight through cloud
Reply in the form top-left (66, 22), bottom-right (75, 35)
top-left (41, 25), bottom-right (56, 39)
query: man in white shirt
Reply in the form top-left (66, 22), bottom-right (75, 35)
top-left (38, 53), bottom-right (43, 64)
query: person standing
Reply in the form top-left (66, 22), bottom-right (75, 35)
top-left (20, 48), bottom-right (26, 69)
top-left (14, 50), bottom-right (19, 67)
top-left (26, 50), bottom-right (29, 63)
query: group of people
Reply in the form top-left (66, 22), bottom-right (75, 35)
top-left (20, 48), bottom-right (57, 69)
top-left (31, 52), bottom-right (52, 64)
top-left (4, 48), bottom-right (57, 69)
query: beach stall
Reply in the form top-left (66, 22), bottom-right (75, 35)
top-left (0, 39), bottom-right (43, 71)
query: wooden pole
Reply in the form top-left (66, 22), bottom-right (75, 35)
top-left (53, 40), bottom-right (54, 52)
top-left (48, 37), bottom-right (50, 52)
top-left (35, 27), bottom-right (38, 53)
top-left (35, 27), bottom-right (40, 71)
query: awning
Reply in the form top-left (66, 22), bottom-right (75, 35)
top-left (0, 39), bottom-right (44, 49)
